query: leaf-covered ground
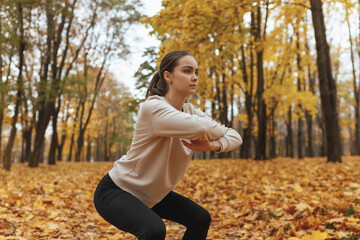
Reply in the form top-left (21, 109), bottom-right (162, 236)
top-left (0, 157), bottom-right (359, 239)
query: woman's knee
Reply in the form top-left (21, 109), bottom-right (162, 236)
top-left (188, 207), bottom-right (211, 228)
top-left (199, 208), bottom-right (211, 227)
top-left (139, 221), bottom-right (166, 240)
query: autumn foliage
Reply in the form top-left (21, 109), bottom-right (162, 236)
top-left (1, 157), bottom-right (359, 239)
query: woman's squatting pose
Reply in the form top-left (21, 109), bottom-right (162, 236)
top-left (93, 51), bottom-right (243, 240)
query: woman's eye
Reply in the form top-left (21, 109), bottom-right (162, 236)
top-left (184, 69), bottom-right (191, 73)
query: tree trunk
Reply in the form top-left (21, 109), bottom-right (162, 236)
top-left (67, 102), bottom-right (80, 162)
top-left (48, 107), bottom-right (58, 165)
top-left (29, 0), bottom-right (54, 167)
top-left (20, 112), bottom-right (25, 163)
top-left (296, 31), bottom-right (304, 159)
top-left (75, 52), bottom-right (107, 162)
top-left (3, 3), bottom-right (25, 170)
top-left (220, 73), bottom-right (228, 127)
top-left (286, 106), bottom-right (294, 158)
top-left (104, 120), bottom-right (109, 162)
top-left (86, 135), bottom-right (91, 162)
top-left (316, 113), bottom-right (326, 157)
top-left (24, 126), bottom-right (32, 162)
top-left (350, 126), bottom-right (356, 155)
top-left (210, 98), bottom-right (216, 159)
top-left (57, 102), bottom-right (69, 162)
top-left (254, 6), bottom-right (267, 160)
top-left (57, 134), bottom-right (66, 161)
top-left (75, 129), bottom-right (84, 162)
top-left (269, 111), bottom-right (276, 159)
top-left (67, 133), bottom-right (75, 162)
top-left (305, 43), bottom-right (315, 157)
top-left (310, 0), bottom-right (342, 162)
top-left (239, 19), bottom-right (254, 159)
top-left (346, 15), bottom-right (360, 155)
top-left (305, 111), bottom-right (313, 157)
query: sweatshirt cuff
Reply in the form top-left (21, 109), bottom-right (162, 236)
top-left (214, 140), bottom-right (223, 153)
top-left (219, 137), bottom-right (229, 152)
top-left (215, 137), bottom-right (229, 152)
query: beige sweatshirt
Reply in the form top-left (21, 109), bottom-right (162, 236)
top-left (108, 95), bottom-right (243, 207)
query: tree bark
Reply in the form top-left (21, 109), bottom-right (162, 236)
top-left (220, 73), bottom-right (228, 127)
top-left (28, 0), bottom-right (54, 167)
top-left (240, 15), bottom-right (255, 159)
top-left (254, 5), bottom-right (267, 160)
top-left (48, 107), bottom-right (58, 165)
top-left (67, 103), bottom-right (80, 162)
top-left (286, 106), bottom-right (294, 158)
top-left (3, 2), bottom-right (25, 170)
top-left (210, 96), bottom-right (216, 159)
top-left (309, 0), bottom-right (342, 162)
top-left (57, 101), bottom-right (70, 161)
top-left (316, 112), bottom-right (326, 157)
top-left (86, 135), bottom-right (91, 162)
top-left (48, 0), bottom-right (78, 165)
top-left (305, 43), bottom-right (315, 157)
top-left (305, 110), bottom-right (313, 157)
top-left (296, 31), bottom-right (304, 159)
top-left (346, 15), bottom-right (360, 155)
top-left (269, 111), bottom-right (276, 159)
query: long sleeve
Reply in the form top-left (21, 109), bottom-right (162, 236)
top-left (108, 96), bottom-right (243, 208)
top-left (191, 107), bottom-right (243, 152)
top-left (147, 99), bottom-right (227, 141)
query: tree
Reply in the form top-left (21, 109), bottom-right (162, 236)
top-left (134, 47), bottom-right (158, 101)
top-left (343, 0), bottom-right (360, 155)
top-left (253, 1), bottom-right (269, 160)
top-left (309, 0), bottom-right (342, 162)
top-left (3, 1), bottom-right (26, 170)
top-left (73, 0), bottom-right (142, 162)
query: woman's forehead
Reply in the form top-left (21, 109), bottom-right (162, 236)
top-left (177, 55), bottom-right (198, 68)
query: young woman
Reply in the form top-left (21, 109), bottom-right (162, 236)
top-left (93, 51), bottom-right (243, 240)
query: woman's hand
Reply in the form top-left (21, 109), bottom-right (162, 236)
top-left (181, 139), bottom-right (221, 152)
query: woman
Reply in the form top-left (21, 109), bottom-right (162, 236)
top-left (93, 51), bottom-right (243, 240)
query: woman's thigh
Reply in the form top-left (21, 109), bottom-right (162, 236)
top-left (151, 191), bottom-right (211, 228)
top-left (94, 174), bottom-right (166, 239)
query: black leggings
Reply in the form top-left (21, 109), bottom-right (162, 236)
top-left (93, 173), bottom-right (211, 240)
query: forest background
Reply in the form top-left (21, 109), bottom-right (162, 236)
top-left (1, 0), bottom-right (360, 239)
top-left (0, 0), bottom-right (359, 167)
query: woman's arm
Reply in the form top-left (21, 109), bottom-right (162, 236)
top-left (147, 100), bottom-right (227, 141)
top-left (190, 107), bottom-right (243, 152)
top-left (181, 139), bottom-right (221, 152)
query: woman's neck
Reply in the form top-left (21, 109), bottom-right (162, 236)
top-left (164, 92), bottom-right (186, 111)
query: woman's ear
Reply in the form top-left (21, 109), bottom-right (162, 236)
top-left (164, 71), bottom-right (172, 84)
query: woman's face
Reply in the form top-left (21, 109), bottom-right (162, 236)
top-left (165, 55), bottom-right (199, 97)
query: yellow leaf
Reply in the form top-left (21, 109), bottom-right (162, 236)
top-left (33, 197), bottom-right (44, 211)
top-left (302, 231), bottom-right (328, 240)
top-left (348, 217), bottom-right (360, 222)
top-left (293, 183), bottom-right (303, 192)
top-left (45, 223), bottom-right (59, 231)
top-left (295, 202), bottom-right (309, 212)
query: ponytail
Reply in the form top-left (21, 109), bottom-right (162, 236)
top-left (145, 50), bottom-right (194, 99)
top-left (146, 71), bottom-right (167, 98)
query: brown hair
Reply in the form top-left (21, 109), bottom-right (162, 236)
top-left (146, 51), bottom-right (193, 98)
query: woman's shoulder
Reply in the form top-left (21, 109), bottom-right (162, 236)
top-left (142, 95), bottom-right (164, 106)
top-left (140, 95), bottom-right (167, 112)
